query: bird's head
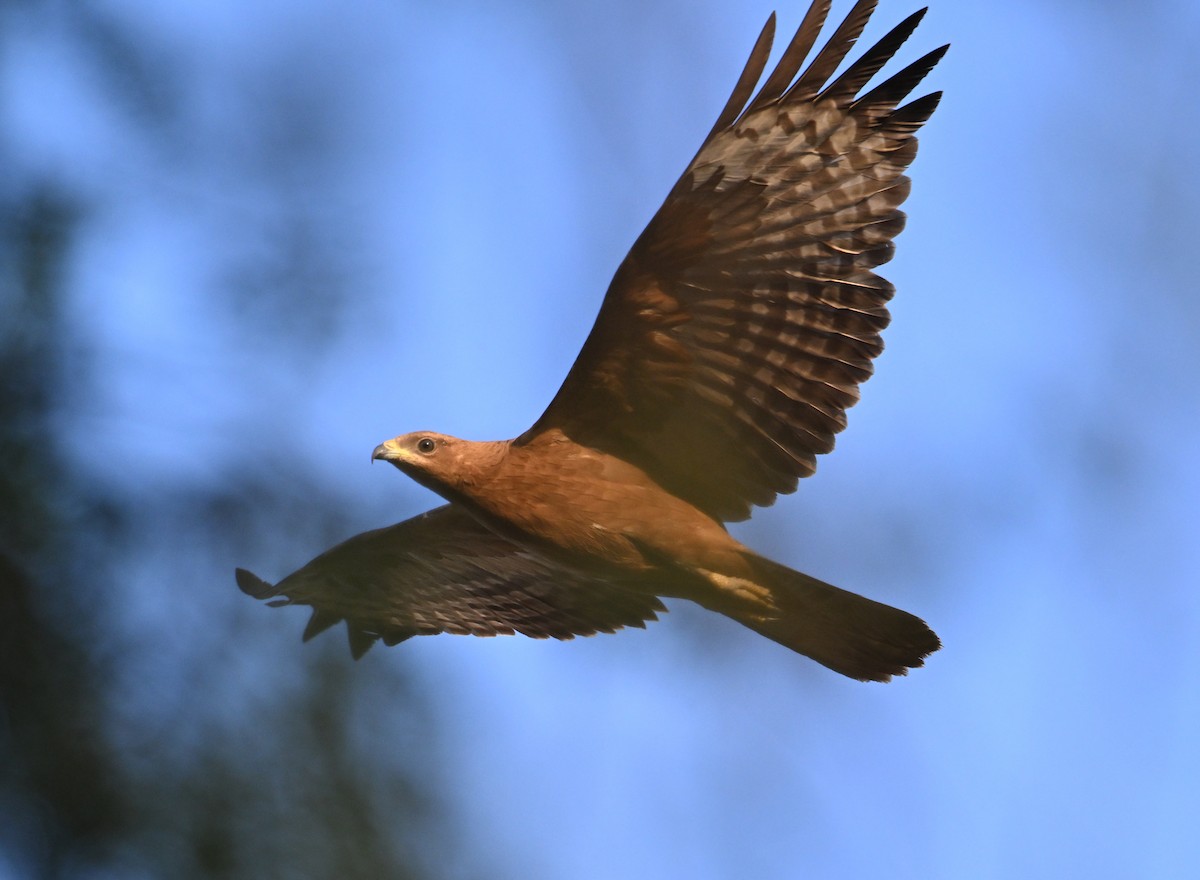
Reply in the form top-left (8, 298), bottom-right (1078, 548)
top-left (372, 431), bottom-right (504, 499)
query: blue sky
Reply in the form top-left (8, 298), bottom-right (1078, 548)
top-left (4, 1), bottom-right (1199, 877)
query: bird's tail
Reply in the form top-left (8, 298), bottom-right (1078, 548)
top-left (693, 554), bottom-right (940, 682)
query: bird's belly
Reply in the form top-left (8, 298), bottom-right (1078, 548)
top-left (466, 455), bottom-right (748, 576)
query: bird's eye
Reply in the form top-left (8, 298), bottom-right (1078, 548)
top-left (416, 437), bottom-right (436, 454)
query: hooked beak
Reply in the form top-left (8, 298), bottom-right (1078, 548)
top-left (372, 438), bottom-right (404, 464)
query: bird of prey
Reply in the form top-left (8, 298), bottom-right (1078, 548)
top-left (238, 0), bottom-right (946, 681)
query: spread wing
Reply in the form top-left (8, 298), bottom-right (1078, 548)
top-left (236, 505), bottom-right (665, 658)
top-left (521, 0), bottom-right (946, 522)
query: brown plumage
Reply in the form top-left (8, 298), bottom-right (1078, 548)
top-left (239, 0), bottom-right (946, 681)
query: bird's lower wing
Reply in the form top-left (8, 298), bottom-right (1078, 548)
top-left (236, 504), bottom-right (665, 658)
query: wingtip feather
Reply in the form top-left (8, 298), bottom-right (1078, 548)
top-left (302, 608), bottom-right (342, 642)
top-left (235, 567), bottom-right (277, 599)
top-left (347, 627), bottom-right (378, 660)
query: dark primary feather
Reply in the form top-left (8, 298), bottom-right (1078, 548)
top-left (786, 0), bottom-right (877, 102)
top-left (704, 12), bottom-right (776, 140)
top-left (821, 7), bottom-right (927, 103)
top-left (237, 505), bottom-right (665, 657)
top-left (523, 0), bottom-right (946, 522)
top-left (745, 0), bottom-right (831, 112)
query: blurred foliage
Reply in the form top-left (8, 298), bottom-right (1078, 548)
top-left (0, 9), bottom-right (450, 879)
top-left (0, 183), bottom-right (445, 880)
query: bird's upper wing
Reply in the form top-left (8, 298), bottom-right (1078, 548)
top-left (520, 0), bottom-right (945, 522)
top-left (236, 504), bottom-right (665, 658)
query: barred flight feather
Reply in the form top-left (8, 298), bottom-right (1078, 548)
top-left (235, 506), bottom-right (664, 656)
top-left (522, 0), bottom-right (943, 522)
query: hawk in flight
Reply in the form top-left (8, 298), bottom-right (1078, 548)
top-left (239, 0), bottom-right (946, 681)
